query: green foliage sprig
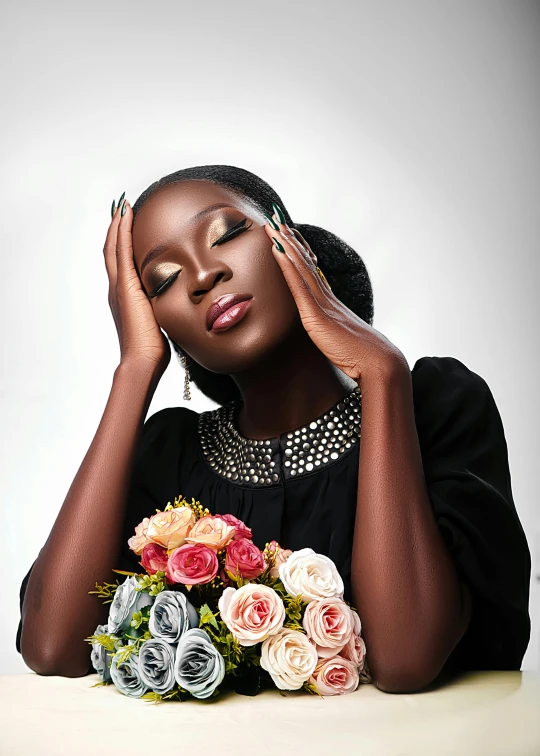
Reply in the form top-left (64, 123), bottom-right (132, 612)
top-left (83, 631), bottom-right (119, 650)
top-left (88, 578), bottom-right (121, 604)
top-left (136, 570), bottom-right (168, 596)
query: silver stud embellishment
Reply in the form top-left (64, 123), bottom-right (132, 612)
top-left (197, 386), bottom-right (362, 488)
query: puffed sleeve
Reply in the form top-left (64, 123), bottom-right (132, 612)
top-left (15, 407), bottom-right (184, 658)
top-left (411, 356), bottom-right (531, 671)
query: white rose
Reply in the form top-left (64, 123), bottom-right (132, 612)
top-left (260, 627), bottom-right (319, 690)
top-left (278, 548), bottom-right (344, 602)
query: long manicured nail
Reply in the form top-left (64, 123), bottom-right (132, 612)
top-left (121, 199), bottom-right (128, 217)
top-left (272, 202), bottom-right (286, 225)
top-left (118, 191), bottom-right (126, 205)
top-left (264, 212), bottom-right (279, 231)
top-left (272, 236), bottom-right (285, 252)
top-left (111, 199), bottom-right (116, 218)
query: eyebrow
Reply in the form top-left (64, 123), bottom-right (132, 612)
top-left (139, 203), bottom-right (235, 276)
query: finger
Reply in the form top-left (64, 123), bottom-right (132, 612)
top-left (270, 231), bottom-right (321, 317)
top-left (265, 214), bottom-right (329, 304)
top-left (115, 200), bottom-right (139, 289)
top-left (103, 194), bottom-right (126, 289)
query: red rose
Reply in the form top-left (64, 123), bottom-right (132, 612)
top-left (225, 537), bottom-right (267, 581)
top-left (166, 543), bottom-right (219, 585)
top-left (214, 513), bottom-right (253, 541)
top-left (141, 542), bottom-right (169, 575)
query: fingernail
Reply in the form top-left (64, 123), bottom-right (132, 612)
top-left (264, 213), bottom-right (280, 231)
top-left (272, 202), bottom-right (286, 225)
top-left (272, 236), bottom-right (285, 253)
top-left (118, 191), bottom-right (126, 205)
top-left (121, 199), bottom-right (128, 217)
top-left (111, 199), bottom-right (116, 218)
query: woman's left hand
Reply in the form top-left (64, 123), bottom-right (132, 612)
top-left (264, 203), bottom-right (407, 386)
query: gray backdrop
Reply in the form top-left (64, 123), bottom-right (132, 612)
top-left (1, 0), bottom-right (538, 673)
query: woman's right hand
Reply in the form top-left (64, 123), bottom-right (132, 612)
top-left (104, 196), bottom-right (171, 375)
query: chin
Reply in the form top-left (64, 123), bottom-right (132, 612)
top-left (191, 317), bottom-right (294, 374)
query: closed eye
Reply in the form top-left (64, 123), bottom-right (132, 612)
top-left (148, 217), bottom-right (254, 298)
top-left (210, 217), bottom-right (254, 247)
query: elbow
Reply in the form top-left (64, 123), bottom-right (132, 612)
top-left (370, 655), bottom-right (447, 694)
top-left (373, 668), bottom-right (438, 694)
top-left (20, 629), bottom-right (91, 678)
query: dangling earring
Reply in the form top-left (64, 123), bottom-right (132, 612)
top-left (316, 266), bottom-right (332, 292)
top-left (177, 350), bottom-right (192, 401)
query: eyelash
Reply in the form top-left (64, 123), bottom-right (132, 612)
top-left (148, 218), bottom-right (254, 299)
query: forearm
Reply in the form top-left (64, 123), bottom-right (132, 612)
top-left (351, 360), bottom-right (471, 693)
top-left (20, 360), bottom-right (162, 677)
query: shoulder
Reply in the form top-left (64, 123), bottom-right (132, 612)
top-left (411, 355), bottom-right (496, 416)
top-left (411, 355), bottom-right (491, 400)
top-left (410, 355), bottom-right (502, 453)
top-left (135, 405), bottom-right (201, 459)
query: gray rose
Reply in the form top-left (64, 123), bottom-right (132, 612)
top-left (148, 590), bottom-right (199, 643)
top-left (138, 638), bottom-right (177, 694)
top-left (174, 628), bottom-right (226, 699)
top-left (109, 649), bottom-right (149, 698)
top-left (90, 623), bottom-right (115, 682)
top-left (108, 575), bottom-right (154, 635)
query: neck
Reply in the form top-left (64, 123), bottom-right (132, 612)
top-left (230, 327), bottom-right (358, 440)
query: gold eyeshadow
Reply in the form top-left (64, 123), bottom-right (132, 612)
top-left (206, 216), bottom-right (231, 247)
top-left (148, 261), bottom-right (182, 286)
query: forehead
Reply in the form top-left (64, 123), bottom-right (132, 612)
top-left (131, 179), bottom-right (256, 267)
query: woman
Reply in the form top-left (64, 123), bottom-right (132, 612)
top-left (16, 165), bottom-right (531, 693)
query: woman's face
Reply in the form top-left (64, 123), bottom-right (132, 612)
top-left (131, 179), bottom-right (302, 374)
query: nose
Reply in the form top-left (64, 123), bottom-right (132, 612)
top-left (187, 255), bottom-right (231, 301)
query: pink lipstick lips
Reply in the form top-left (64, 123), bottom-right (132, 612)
top-left (206, 293), bottom-right (254, 333)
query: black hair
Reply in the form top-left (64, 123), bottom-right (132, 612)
top-left (131, 164), bottom-right (374, 407)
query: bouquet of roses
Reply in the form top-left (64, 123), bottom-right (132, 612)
top-left (86, 495), bottom-right (371, 701)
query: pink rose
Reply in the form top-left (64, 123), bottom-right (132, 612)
top-left (225, 538), bottom-right (267, 581)
top-left (266, 540), bottom-right (293, 579)
top-left (308, 656), bottom-right (360, 695)
top-left (302, 597), bottom-right (355, 658)
top-left (339, 632), bottom-right (367, 670)
top-left (166, 543), bottom-right (219, 585)
top-left (184, 515), bottom-right (236, 552)
top-left (214, 513), bottom-right (253, 540)
top-left (128, 517), bottom-right (151, 556)
top-left (218, 583), bottom-right (286, 646)
top-left (140, 543), bottom-right (169, 575)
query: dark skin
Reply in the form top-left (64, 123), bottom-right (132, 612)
top-left (18, 179), bottom-right (471, 686)
top-left (130, 181), bottom-right (473, 693)
top-left (131, 180), bottom-right (357, 435)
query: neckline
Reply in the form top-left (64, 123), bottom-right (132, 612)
top-left (197, 385), bottom-right (363, 487)
top-left (228, 384), bottom-right (362, 443)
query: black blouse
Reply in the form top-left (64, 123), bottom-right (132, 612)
top-left (16, 356), bottom-right (531, 674)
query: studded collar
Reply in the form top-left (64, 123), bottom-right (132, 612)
top-left (197, 386), bottom-right (362, 488)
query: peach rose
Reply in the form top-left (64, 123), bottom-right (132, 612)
top-left (225, 538), bottom-right (267, 581)
top-left (128, 517), bottom-right (151, 556)
top-left (266, 540), bottom-right (293, 579)
top-left (146, 507), bottom-right (196, 551)
top-left (214, 513), bottom-right (253, 540)
top-left (184, 515), bottom-right (236, 552)
top-left (166, 543), bottom-right (219, 585)
top-left (308, 656), bottom-right (359, 695)
top-left (260, 627), bottom-right (318, 690)
top-left (302, 597), bottom-right (355, 658)
top-left (339, 632), bottom-right (367, 670)
top-left (140, 542), bottom-right (169, 575)
top-left (218, 583), bottom-right (285, 646)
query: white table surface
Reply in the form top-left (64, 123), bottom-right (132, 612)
top-left (1, 670), bottom-right (539, 756)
